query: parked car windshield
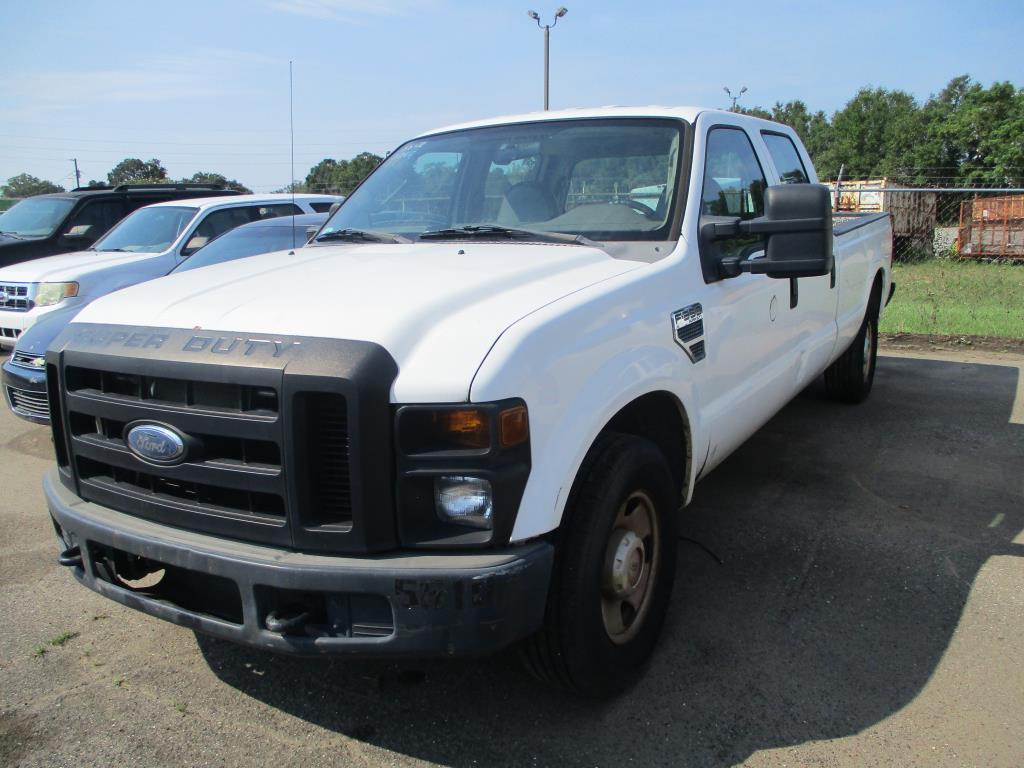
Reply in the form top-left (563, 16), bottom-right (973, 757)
top-left (0, 197), bottom-right (76, 238)
top-left (93, 206), bottom-right (198, 253)
top-left (319, 118), bottom-right (684, 242)
top-left (173, 220), bottom-right (322, 274)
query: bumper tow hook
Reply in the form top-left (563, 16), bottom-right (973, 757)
top-left (265, 607), bottom-right (311, 634)
top-left (58, 545), bottom-right (83, 568)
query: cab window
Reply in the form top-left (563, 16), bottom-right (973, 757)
top-left (701, 127), bottom-right (768, 263)
top-left (762, 132), bottom-right (809, 184)
top-left (63, 200), bottom-right (124, 242)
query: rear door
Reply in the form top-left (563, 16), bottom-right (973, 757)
top-left (758, 130), bottom-right (838, 382)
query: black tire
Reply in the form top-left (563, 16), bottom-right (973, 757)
top-left (521, 432), bottom-right (678, 697)
top-left (825, 294), bottom-right (880, 404)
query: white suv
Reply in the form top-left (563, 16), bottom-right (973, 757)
top-left (0, 193), bottom-right (341, 348)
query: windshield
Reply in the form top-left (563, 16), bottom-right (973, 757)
top-left (319, 118), bottom-right (684, 242)
top-left (93, 206), bottom-right (197, 253)
top-left (0, 197), bottom-right (76, 238)
top-left (173, 223), bottom-right (313, 274)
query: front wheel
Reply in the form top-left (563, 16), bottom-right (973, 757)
top-left (825, 309), bottom-right (878, 403)
top-left (521, 432), bottom-right (678, 697)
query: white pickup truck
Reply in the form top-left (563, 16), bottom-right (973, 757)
top-left (42, 107), bottom-right (892, 696)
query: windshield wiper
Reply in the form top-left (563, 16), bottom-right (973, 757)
top-left (0, 230), bottom-right (27, 240)
top-left (419, 225), bottom-right (592, 246)
top-left (95, 247), bottom-right (129, 252)
top-left (314, 228), bottom-right (405, 244)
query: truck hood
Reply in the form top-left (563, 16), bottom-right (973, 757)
top-left (0, 249), bottom-right (159, 283)
top-left (72, 241), bottom-right (642, 401)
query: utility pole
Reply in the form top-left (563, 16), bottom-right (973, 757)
top-left (723, 86), bottom-right (747, 111)
top-left (527, 8), bottom-right (568, 110)
top-left (69, 158), bottom-right (82, 188)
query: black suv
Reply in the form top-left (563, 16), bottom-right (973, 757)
top-left (0, 183), bottom-right (239, 268)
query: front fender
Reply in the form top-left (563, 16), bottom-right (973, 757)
top-left (470, 268), bottom-right (707, 542)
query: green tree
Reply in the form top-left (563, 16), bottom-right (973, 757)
top-left (107, 158), bottom-right (168, 185)
top-left (736, 101), bottom-right (832, 171)
top-left (184, 172), bottom-right (252, 193)
top-left (769, 101), bottom-right (832, 162)
top-left (303, 152), bottom-right (382, 194)
top-left (917, 76), bottom-right (1024, 185)
top-left (812, 87), bottom-right (924, 182)
top-left (2, 173), bottom-right (65, 197)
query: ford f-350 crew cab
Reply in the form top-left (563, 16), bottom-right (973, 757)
top-left (42, 107), bottom-right (893, 696)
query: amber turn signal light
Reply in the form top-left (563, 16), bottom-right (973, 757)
top-left (433, 408), bottom-right (490, 449)
top-left (499, 405), bottom-right (529, 447)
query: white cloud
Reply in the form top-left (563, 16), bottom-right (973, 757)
top-left (2, 48), bottom-right (279, 120)
top-left (266, 0), bottom-right (436, 22)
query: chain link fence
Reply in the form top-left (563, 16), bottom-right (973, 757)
top-left (828, 182), bottom-right (1024, 264)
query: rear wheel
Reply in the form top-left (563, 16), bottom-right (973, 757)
top-left (825, 298), bottom-right (880, 404)
top-left (522, 432), bottom-right (678, 697)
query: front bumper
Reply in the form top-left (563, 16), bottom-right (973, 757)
top-left (45, 469), bottom-right (554, 657)
top-left (2, 357), bottom-right (48, 424)
top-left (0, 309), bottom-right (39, 350)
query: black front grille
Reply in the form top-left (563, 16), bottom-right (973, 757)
top-left (65, 367), bottom-right (279, 415)
top-left (0, 327), bottom-right (22, 340)
top-left (300, 393), bottom-right (352, 527)
top-left (61, 366), bottom-right (293, 547)
top-left (77, 457), bottom-right (286, 519)
top-left (51, 325), bottom-right (399, 554)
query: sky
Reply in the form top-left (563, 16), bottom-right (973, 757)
top-left (1, 0), bottom-right (1022, 192)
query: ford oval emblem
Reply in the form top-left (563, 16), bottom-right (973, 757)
top-left (125, 423), bottom-right (187, 465)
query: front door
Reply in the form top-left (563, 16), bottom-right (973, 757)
top-left (692, 123), bottom-right (799, 470)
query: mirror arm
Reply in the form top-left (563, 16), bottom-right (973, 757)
top-left (738, 216), bottom-right (827, 236)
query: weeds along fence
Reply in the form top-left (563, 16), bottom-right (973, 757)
top-left (827, 182), bottom-right (1024, 264)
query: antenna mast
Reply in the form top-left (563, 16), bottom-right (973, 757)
top-left (289, 60), bottom-right (296, 249)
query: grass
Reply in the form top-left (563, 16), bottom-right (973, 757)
top-left (31, 630), bottom-right (80, 658)
top-left (880, 259), bottom-right (1024, 338)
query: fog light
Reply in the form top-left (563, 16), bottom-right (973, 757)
top-left (434, 476), bottom-right (493, 529)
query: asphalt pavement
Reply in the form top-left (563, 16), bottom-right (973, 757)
top-left (1, 351), bottom-right (1021, 767)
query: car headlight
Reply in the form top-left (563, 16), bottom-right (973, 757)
top-left (34, 282), bottom-right (78, 308)
top-left (434, 476), bottom-right (494, 529)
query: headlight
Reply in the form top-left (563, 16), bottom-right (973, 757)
top-left (34, 282), bottom-right (78, 307)
top-left (395, 399), bottom-right (530, 547)
top-left (434, 476), bottom-right (494, 529)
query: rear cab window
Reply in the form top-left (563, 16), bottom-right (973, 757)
top-left (761, 132), bottom-right (809, 184)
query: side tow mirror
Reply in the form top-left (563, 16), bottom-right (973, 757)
top-left (705, 184), bottom-right (834, 280)
top-left (328, 201), bottom-right (342, 216)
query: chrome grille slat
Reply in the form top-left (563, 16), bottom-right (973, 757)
top-left (0, 283), bottom-right (33, 312)
top-left (7, 386), bottom-right (50, 419)
top-left (11, 350), bottom-right (45, 370)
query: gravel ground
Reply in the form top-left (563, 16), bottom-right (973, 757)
top-left (1, 351), bottom-right (1021, 767)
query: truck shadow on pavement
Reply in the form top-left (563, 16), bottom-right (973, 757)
top-left (198, 356), bottom-right (1023, 767)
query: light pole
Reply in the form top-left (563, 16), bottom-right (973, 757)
top-left (527, 7), bottom-right (568, 110)
top-left (723, 86), bottom-right (747, 111)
